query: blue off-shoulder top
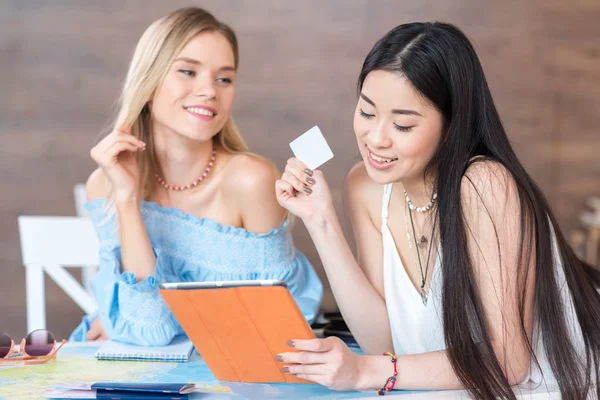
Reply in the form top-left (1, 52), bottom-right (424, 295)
top-left (69, 199), bottom-right (323, 346)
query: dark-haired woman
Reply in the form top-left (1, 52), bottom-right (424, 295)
top-left (275, 22), bottom-right (599, 399)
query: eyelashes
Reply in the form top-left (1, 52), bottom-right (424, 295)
top-left (359, 109), bottom-right (374, 119)
top-left (359, 109), bottom-right (413, 132)
top-left (179, 69), bottom-right (195, 77)
top-left (178, 70), bottom-right (233, 85)
top-left (393, 124), bottom-right (412, 132)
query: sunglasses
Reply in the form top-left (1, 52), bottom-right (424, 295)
top-left (0, 329), bottom-right (66, 364)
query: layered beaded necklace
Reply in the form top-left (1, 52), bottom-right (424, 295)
top-left (403, 188), bottom-right (438, 306)
top-left (404, 188), bottom-right (438, 213)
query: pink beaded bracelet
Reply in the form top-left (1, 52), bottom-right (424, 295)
top-left (377, 352), bottom-right (398, 395)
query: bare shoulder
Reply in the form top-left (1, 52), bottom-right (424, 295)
top-left (221, 152), bottom-right (279, 194)
top-left (462, 159), bottom-right (515, 196)
top-left (461, 158), bottom-right (518, 214)
top-left (86, 168), bottom-right (109, 201)
top-left (347, 161), bottom-right (383, 225)
top-left (220, 152), bottom-right (285, 231)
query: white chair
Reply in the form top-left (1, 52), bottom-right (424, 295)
top-left (73, 183), bottom-right (97, 293)
top-left (18, 216), bottom-right (99, 332)
top-left (73, 183), bottom-right (89, 218)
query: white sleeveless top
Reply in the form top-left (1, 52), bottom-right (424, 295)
top-left (380, 183), bottom-right (587, 386)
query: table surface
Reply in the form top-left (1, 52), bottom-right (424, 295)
top-left (0, 342), bottom-right (561, 399)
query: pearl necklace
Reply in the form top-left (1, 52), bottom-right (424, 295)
top-left (156, 151), bottom-right (216, 191)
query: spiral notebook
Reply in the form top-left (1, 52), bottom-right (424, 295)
top-left (94, 336), bottom-right (194, 362)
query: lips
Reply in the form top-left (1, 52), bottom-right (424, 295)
top-left (366, 148), bottom-right (398, 171)
top-left (369, 152), bottom-right (398, 163)
top-left (367, 147), bottom-right (398, 163)
top-left (184, 106), bottom-right (216, 117)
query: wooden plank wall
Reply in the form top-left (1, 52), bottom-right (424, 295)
top-left (1, 1), bottom-right (598, 340)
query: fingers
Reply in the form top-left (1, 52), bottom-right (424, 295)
top-left (86, 325), bottom-right (99, 341)
top-left (85, 331), bottom-right (96, 341)
top-left (117, 124), bottom-right (131, 135)
top-left (275, 179), bottom-right (295, 199)
top-left (276, 350), bottom-right (338, 387)
top-left (86, 328), bottom-right (108, 341)
top-left (286, 158), bottom-right (315, 181)
top-left (91, 127), bottom-right (144, 157)
top-left (286, 157), bottom-right (311, 174)
top-left (288, 337), bottom-right (339, 352)
top-left (282, 171), bottom-right (312, 195)
top-left (277, 351), bottom-right (329, 365)
top-left (106, 140), bottom-right (142, 158)
top-left (284, 363), bottom-right (339, 389)
top-left (91, 136), bottom-right (145, 164)
top-left (282, 158), bottom-right (315, 195)
top-left (277, 338), bottom-right (349, 390)
top-left (86, 318), bottom-right (109, 341)
top-left (108, 132), bottom-right (145, 149)
top-left (282, 363), bottom-right (330, 376)
top-left (285, 158), bottom-right (315, 188)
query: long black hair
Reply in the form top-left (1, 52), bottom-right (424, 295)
top-left (358, 22), bottom-right (600, 399)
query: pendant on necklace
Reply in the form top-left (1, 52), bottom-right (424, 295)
top-left (417, 235), bottom-right (428, 249)
top-left (420, 287), bottom-right (428, 306)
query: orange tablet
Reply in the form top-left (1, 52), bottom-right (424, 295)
top-left (159, 280), bottom-right (315, 383)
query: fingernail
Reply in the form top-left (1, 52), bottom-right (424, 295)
top-left (306, 177), bottom-right (316, 185)
top-left (302, 186), bottom-right (312, 195)
top-left (282, 367), bottom-right (290, 373)
top-left (304, 168), bottom-right (313, 177)
top-left (287, 340), bottom-right (295, 348)
top-left (274, 355), bottom-right (283, 362)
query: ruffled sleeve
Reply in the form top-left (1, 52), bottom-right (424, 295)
top-left (85, 199), bottom-right (180, 346)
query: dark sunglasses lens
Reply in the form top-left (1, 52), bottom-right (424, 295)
top-left (0, 332), bottom-right (11, 358)
top-left (24, 329), bottom-right (55, 356)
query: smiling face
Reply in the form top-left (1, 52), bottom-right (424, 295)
top-left (353, 70), bottom-right (444, 185)
top-left (149, 31), bottom-right (236, 143)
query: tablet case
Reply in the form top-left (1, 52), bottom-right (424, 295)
top-left (160, 285), bottom-right (315, 383)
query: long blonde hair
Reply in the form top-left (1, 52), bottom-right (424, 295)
top-left (110, 7), bottom-right (248, 200)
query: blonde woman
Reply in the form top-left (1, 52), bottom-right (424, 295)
top-left (69, 7), bottom-right (322, 346)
